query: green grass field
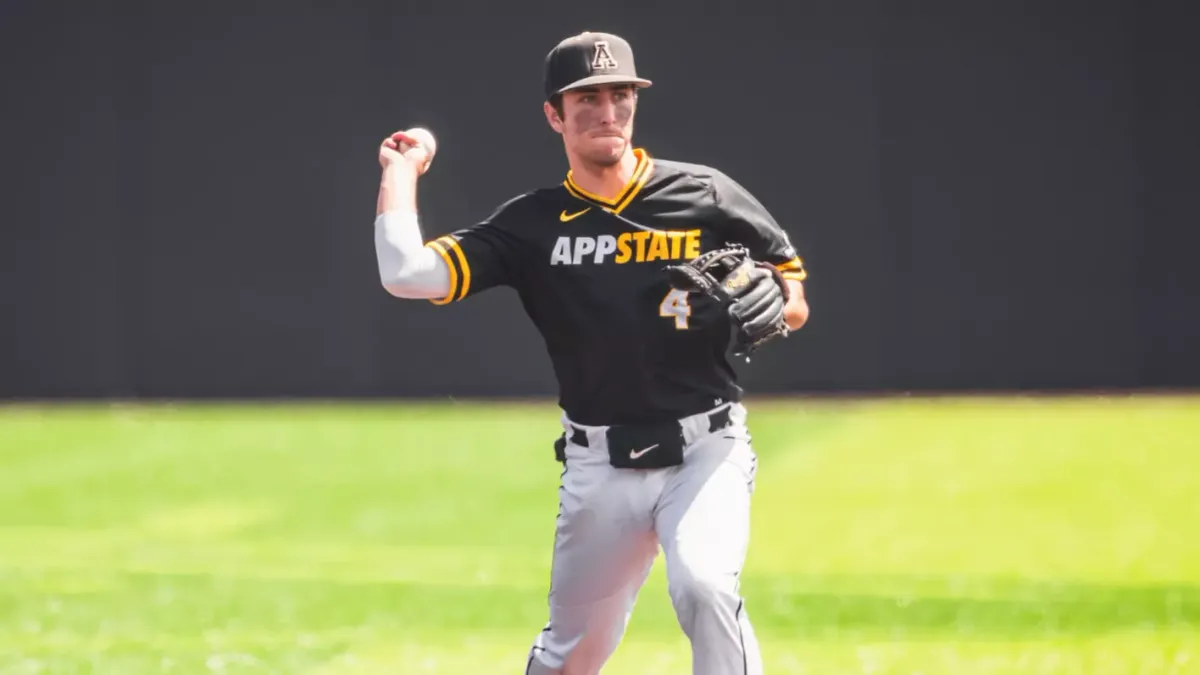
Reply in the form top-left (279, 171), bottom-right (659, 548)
top-left (1, 395), bottom-right (1198, 674)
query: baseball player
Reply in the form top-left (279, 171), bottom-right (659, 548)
top-left (373, 31), bottom-right (808, 675)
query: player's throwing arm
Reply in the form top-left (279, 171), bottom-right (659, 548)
top-left (373, 127), bottom-right (452, 300)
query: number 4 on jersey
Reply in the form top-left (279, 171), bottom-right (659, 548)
top-left (659, 288), bottom-right (691, 329)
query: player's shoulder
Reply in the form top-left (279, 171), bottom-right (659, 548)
top-left (651, 157), bottom-right (723, 190)
top-left (648, 156), bottom-right (754, 208)
top-left (476, 186), bottom-right (563, 229)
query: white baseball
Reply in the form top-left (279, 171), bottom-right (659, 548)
top-left (401, 127), bottom-right (437, 173)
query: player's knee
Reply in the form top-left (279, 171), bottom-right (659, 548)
top-left (667, 562), bottom-right (738, 623)
top-left (525, 648), bottom-right (563, 675)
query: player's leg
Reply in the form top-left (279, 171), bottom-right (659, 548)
top-left (654, 404), bottom-right (763, 675)
top-left (525, 440), bottom-right (660, 675)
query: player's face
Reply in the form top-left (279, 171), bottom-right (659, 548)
top-left (551, 84), bottom-right (637, 166)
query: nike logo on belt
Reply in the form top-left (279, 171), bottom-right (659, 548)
top-left (629, 444), bottom-right (658, 459)
top-left (560, 208), bottom-right (591, 222)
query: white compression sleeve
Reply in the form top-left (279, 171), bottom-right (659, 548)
top-left (374, 210), bottom-right (452, 299)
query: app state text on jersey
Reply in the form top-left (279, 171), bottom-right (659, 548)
top-left (424, 149), bottom-right (807, 426)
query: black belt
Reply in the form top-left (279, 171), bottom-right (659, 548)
top-left (554, 406), bottom-right (734, 464)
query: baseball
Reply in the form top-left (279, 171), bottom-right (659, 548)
top-left (400, 127), bottom-right (437, 173)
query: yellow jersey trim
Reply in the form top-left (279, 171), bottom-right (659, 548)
top-left (614, 159), bottom-right (654, 213)
top-left (775, 257), bottom-right (805, 272)
top-left (443, 236), bottom-right (471, 300)
top-left (776, 256), bottom-right (807, 282)
top-left (425, 239), bottom-right (458, 305)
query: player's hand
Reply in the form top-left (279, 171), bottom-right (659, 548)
top-left (727, 263), bottom-right (789, 351)
top-left (378, 129), bottom-right (436, 174)
top-left (664, 245), bottom-right (790, 358)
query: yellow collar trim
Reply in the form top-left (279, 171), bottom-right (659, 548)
top-left (563, 148), bottom-right (653, 214)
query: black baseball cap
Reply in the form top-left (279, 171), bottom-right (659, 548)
top-left (543, 31), bottom-right (653, 100)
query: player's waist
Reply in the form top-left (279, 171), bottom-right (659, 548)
top-left (551, 362), bottom-right (744, 428)
top-left (556, 401), bottom-right (746, 459)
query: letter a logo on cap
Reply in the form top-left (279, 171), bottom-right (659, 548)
top-left (592, 41), bottom-right (618, 70)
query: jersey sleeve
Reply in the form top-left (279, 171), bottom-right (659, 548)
top-left (423, 199), bottom-right (526, 305)
top-left (711, 171), bottom-right (808, 283)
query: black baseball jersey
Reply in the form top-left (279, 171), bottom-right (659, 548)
top-left (425, 148), bottom-right (807, 426)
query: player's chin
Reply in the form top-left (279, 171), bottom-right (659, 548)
top-left (582, 137), bottom-right (627, 165)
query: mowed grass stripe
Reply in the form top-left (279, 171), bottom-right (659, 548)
top-left (749, 396), bottom-right (1200, 582)
top-left (0, 529), bottom-right (552, 588)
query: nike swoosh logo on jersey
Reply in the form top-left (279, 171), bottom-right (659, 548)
top-left (560, 208), bottom-right (591, 222)
top-left (629, 444), bottom-right (659, 459)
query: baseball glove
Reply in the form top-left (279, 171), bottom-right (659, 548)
top-left (664, 244), bottom-right (791, 358)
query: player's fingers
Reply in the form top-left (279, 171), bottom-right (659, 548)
top-left (390, 131), bottom-right (416, 146)
top-left (739, 294), bottom-right (785, 337)
top-left (735, 294), bottom-right (777, 327)
top-left (729, 276), bottom-right (775, 320)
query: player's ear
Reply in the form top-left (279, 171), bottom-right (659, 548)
top-left (543, 100), bottom-right (564, 134)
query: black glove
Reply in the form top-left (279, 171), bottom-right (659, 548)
top-left (663, 244), bottom-right (791, 358)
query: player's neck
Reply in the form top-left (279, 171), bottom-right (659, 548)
top-left (566, 148), bottom-right (639, 201)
